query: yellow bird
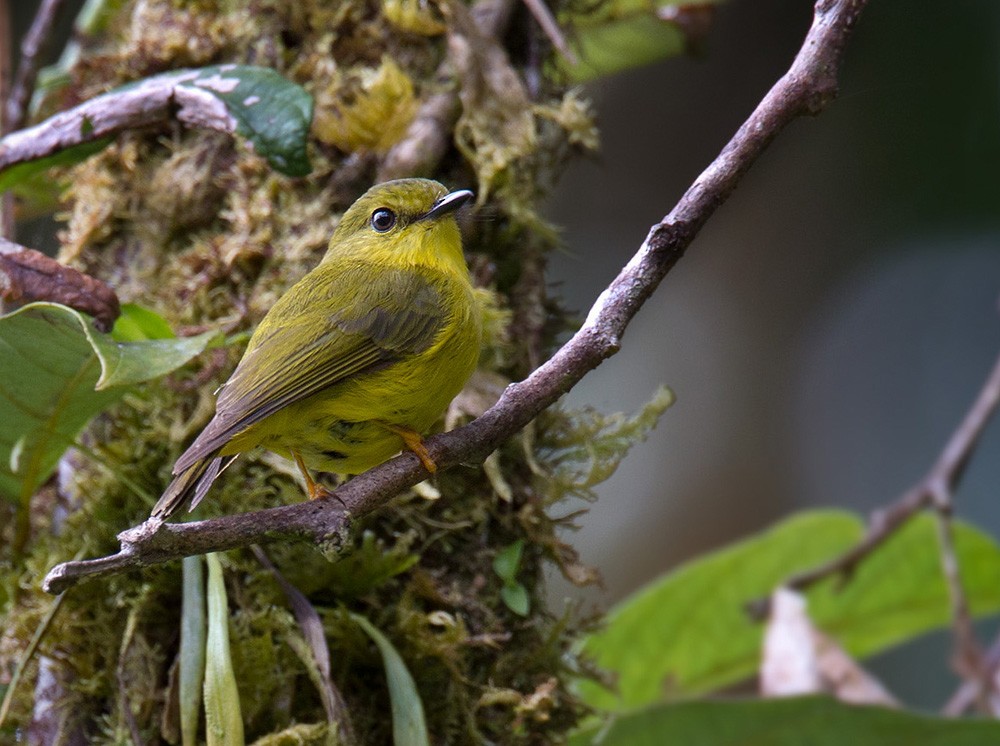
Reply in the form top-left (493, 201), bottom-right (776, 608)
top-left (152, 179), bottom-right (482, 519)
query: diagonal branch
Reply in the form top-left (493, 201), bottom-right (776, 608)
top-left (43, 0), bottom-right (870, 595)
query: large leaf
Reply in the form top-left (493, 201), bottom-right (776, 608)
top-left (577, 510), bottom-right (1000, 710)
top-left (567, 696), bottom-right (1000, 746)
top-left (0, 302), bottom-right (218, 503)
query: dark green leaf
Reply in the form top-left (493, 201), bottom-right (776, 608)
top-left (567, 696), bottom-right (1000, 746)
top-left (180, 555), bottom-right (206, 746)
top-left (178, 65), bottom-right (313, 176)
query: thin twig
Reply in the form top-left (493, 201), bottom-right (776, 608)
top-left (5, 0), bottom-right (67, 134)
top-left (0, 0), bottom-right (14, 238)
top-left (760, 349), bottom-right (1000, 704)
top-left (43, 0), bottom-right (870, 594)
top-left (520, 0), bottom-right (577, 64)
top-left (0, 592), bottom-right (66, 728)
top-left (944, 626), bottom-right (1000, 717)
top-left (932, 510), bottom-right (985, 708)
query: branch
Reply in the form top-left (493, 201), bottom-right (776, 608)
top-left (0, 70), bottom-right (252, 173)
top-left (43, 0), bottom-right (870, 594)
top-left (5, 0), bottom-right (67, 134)
top-left (0, 237), bottom-right (121, 331)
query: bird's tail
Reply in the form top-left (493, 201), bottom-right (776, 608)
top-left (152, 455), bottom-right (238, 520)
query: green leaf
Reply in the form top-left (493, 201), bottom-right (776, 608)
top-left (558, 1), bottom-right (720, 83)
top-left (351, 613), bottom-right (429, 746)
top-left (204, 553), bottom-right (244, 746)
top-left (112, 303), bottom-right (176, 341)
top-left (177, 65), bottom-right (313, 177)
top-left (0, 138), bottom-right (112, 192)
top-left (577, 510), bottom-right (1000, 711)
top-left (500, 583), bottom-right (530, 617)
top-left (0, 302), bottom-right (219, 503)
top-left (567, 696), bottom-right (1000, 746)
top-left (493, 540), bottom-right (525, 582)
top-left (180, 555), bottom-right (207, 746)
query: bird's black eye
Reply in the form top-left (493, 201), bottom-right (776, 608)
top-left (370, 208), bottom-right (397, 232)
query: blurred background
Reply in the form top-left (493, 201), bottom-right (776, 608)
top-left (9, 0), bottom-right (1000, 711)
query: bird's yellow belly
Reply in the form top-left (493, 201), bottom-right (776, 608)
top-left (222, 322), bottom-right (479, 475)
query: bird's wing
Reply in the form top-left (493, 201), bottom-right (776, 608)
top-left (172, 264), bottom-right (446, 473)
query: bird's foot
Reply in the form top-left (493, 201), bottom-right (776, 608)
top-left (382, 424), bottom-right (437, 473)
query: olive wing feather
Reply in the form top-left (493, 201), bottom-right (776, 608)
top-left (172, 265), bottom-right (446, 474)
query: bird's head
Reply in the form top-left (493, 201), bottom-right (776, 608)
top-left (324, 178), bottom-right (474, 272)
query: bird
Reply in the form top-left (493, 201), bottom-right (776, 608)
top-left (151, 178), bottom-right (482, 520)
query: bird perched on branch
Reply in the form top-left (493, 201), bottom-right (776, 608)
top-left (153, 178), bottom-right (482, 519)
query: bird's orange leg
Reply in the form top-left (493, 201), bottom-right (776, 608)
top-left (381, 424), bottom-right (437, 473)
top-left (292, 450), bottom-right (330, 500)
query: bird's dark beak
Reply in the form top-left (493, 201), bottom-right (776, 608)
top-left (419, 189), bottom-right (474, 221)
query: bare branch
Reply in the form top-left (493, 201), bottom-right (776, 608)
top-left (5, 0), bottom-right (68, 133)
top-left (43, 0), bottom-right (870, 594)
top-left (0, 70), bottom-right (245, 174)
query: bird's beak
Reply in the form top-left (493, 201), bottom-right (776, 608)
top-left (419, 189), bottom-right (474, 221)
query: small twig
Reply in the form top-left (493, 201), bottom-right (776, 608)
top-left (520, 0), bottom-right (577, 64)
top-left (932, 509), bottom-right (985, 709)
top-left (5, 0), bottom-right (67, 134)
top-left (43, 0), bottom-right (869, 594)
top-left (0, 0), bottom-right (13, 238)
top-left (780, 349), bottom-right (1000, 595)
top-left (0, 237), bottom-right (121, 330)
top-left (944, 626), bottom-right (1000, 717)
